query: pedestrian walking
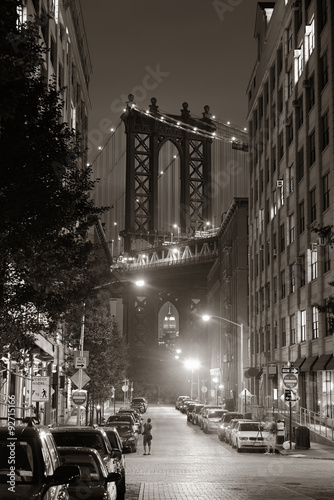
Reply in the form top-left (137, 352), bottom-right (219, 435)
top-left (265, 420), bottom-right (277, 455)
top-left (142, 418), bottom-right (153, 455)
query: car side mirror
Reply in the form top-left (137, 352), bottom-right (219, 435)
top-left (47, 465), bottom-right (81, 487)
top-left (111, 449), bottom-right (122, 459)
top-left (107, 472), bottom-right (122, 483)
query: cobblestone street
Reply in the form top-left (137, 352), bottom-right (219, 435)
top-left (123, 405), bottom-right (334, 499)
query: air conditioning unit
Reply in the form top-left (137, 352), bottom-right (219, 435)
top-left (273, 249), bottom-right (277, 257)
top-left (317, 237), bottom-right (326, 246)
top-left (310, 243), bottom-right (318, 252)
top-left (283, 118), bottom-right (291, 126)
top-left (291, 1), bottom-right (301, 10)
top-left (277, 179), bottom-right (284, 188)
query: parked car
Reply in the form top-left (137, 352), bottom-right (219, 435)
top-left (225, 418), bottom-right (252, 445)
top-left (180, 400), bottom-right (198, 414)
top-left (51, 426), bottom-right (116, 473)
top-left (0, 418), bottom-right (80, 500)
top-left (231, 421), bottom-right (268, 452)
top-left (106, 421), bottom-right (138, 453)
top-left (198, 406), bottom-right (224, 430)
top-left (107, 414), bottom-right (138, 433)
top-left (130, 397), bottom-right (148, 413)
top-left (175, 395), bottom-right (190, 410)
top-left (117, 409), bottom-right (143, 432)
top-left (58, 446), bottom-right (121, 500)
top-left (190, 403), bottom-right (205, 424)
top-left (102, 427), bottom-right (126, 499)
top-left (202, 409), bottom-right (228, 433)
top-left (217, 412), bottom-right (244, 441)
top-left (186, 402), bottom-right (201, 421)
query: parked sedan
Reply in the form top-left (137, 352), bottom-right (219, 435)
top-left (202, 409), bottom-right (228, 433)
top-left (190, 404), bottom-right (205, 425)
top-left (198, 406), bottom-right (224, 430)
top-left (106, 421), bottom-right (138, 453)
top-left (58, 446), bottom-right (121, 500)
top-left (175, 395), bottom-right (190, 410)
top-left (107, 414), bottom-right (138, 433)
top-left (231, 421), bottom-right (268, 452)
top-left (102, 427), bottom-right (126, 499)
top-left (217, 412), bottom-right (245, 441)
top-left (225, 418), bottom-right (248, 445)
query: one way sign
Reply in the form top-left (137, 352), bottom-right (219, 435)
top-left (75, 356), bottom-right (87, 369)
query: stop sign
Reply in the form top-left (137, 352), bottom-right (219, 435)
top-left (72, 390), bottom-right (87, 406)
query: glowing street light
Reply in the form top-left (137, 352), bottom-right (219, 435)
top-left (184, 358), bottom-right (201, 399)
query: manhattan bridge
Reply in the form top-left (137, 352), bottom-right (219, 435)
top-left (90, 96), bottom-right (248, 398)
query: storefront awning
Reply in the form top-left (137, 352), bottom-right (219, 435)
top-left (300, 355), bottom-right (318, 372)
top-left (293, 357), bottom-right (306, 369)
top-left (325, 356), bottom-right (334, 371)
top-left (313, 354), bottom-right (333, 371)
top-left (255, 368), bottom-right (263, 380)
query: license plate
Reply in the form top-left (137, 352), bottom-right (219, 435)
top-left (253, 442), bottom-right (263, 446)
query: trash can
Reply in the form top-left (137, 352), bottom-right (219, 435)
top-left (295, 425), bottom-right (310, 449)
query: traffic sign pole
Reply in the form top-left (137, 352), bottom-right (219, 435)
top-left (77, 303), bottom-right (86, 426)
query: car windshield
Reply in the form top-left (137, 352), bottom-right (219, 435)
top-left (112, 425), bottom-right (131, 436)
top-left (60, 452), bottom-right (102, 482)
top-left (104, 430), bottom-right (119, 448)
top-left (224, 414), bottom-right (244, 423)
top-left (239, 423), bottom-right (261, 432)
top-left (52, 432), bottom-right (107, 453)
top-left (208, 410), bottom-right (225, 418)
top-left (0, 440), bottom-right (36, 484)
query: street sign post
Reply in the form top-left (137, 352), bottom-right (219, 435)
top-left (281, 366), bottom-right (299, 374)
top-left (75, 356), bottom-right (87, 369)
top-left (72, 389), bottom-right (87, 406)
top-left (282, 373), bottom-right (298, 389)
top-left (32, 376), bottom-right (50, 402)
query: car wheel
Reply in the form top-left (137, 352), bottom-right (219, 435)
top-left (218, 434), bottom-right (223, 441)
top-left (203, 426), bottom-right (208, 434)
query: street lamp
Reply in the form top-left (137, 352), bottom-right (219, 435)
top-left (202, 314), bottom-right (244, 402)
top-left (184, 358), bottom-right (200, 400)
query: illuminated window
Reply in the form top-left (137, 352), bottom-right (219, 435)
top-left (312, 306), bottom-right (319, 339)
top-left (71, 102), bottom-right (76, 131)
top-left (305, 18), bottom-right (315, 61)
top-left (301, 310), bottom-right (306, 341)
top-left (311, 248), bottom-right (318, 281)
top-left (294, 45), bottom-right (303, 83)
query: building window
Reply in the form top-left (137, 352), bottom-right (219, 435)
top-left (296, 96), bottom-right (303, 129)
top-left (272, 104), bottom-right (276, 129)
top-left (299, 200), bottom-right (305, 234)
top-left (290, 314), bottom-right (296, 344)
top-left (278, 87), bottom-right (283, 114)
top-left (312, 306), bottom-right (319, 339)
top-left (308, 130), bottom-right (316, 167)
top-left (311, 247), bottom-right (318, 281)
top-left (294, 45), bottom-right (303, 83)
top-left (297, 147), bottom-right (304, 181)
top-left (306, 75), bottom-right (315, 112)
top-left (287, 118), bottom-right (293, 146)
top-left (325, 308), bottom-right (333, 337)
top-left (301, 310), bottom-right (306, 341)
top-left (271, 63), bottom-right (276, 91)
top-left (319, 0), bottom-right (328, 32)
top-left (281, 317), bottom-right (286, 346)
top-left (277, 45), bottom-right (283, 75)
top-left (298, 255), bottom-right (305, 287)
top-left (272, 190), bottom-right (277, 218)
top-left (324, 245), bottom-right (331, 273)
top-left (320, 51), bottom-right (328, 90)
top-left (272, 146), bottom-right (276, 172)
top-left (273, 233), bottom-right (277, 259)
top-left (273, 276), bottom-right (277, 304)
top-left (323, 172), bottom-right (330, 211)
top-left (279, 182), bottom-right (284, 207)
top-left (288, 164), bottom-right (294, 193)
top-left (281, 270), bottom-right (286, 299)
top-left (289, 213), bottom-right (295, 244)
top-left (305, 18), bottom-right (315, 61)
top-left (287, 67), bottom-right (293, 98)
top-left (287, 23), bottom-right (292, 53)
top-left (278, 131), bottom-right (284, 161)
top-left (280, 223), bottom-right (285, 253)
top-left (321, 111), bottom-right (329, 151)
top-left (310, 187), bottom-right (316, 222)
top-left (289, 263), bottom-right (295, 294)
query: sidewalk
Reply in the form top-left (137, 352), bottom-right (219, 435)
top-left (277, 440), bottom-right (334, 460)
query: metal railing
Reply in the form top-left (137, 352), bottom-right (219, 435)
top-left (296, 406), bottom-right (334, 441)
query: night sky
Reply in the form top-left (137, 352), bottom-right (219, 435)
top-left (81, 0), bottom-right (260, 153)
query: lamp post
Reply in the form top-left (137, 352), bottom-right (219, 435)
top-left (184, 358), bottom-right (200, 400)
top-left (202, 314), bottom-right (244, 403)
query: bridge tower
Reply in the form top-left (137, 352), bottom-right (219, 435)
top-left (116, 97), bottom-right (217, 400)
top-left (120, 96), bottom-right (216, 252)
